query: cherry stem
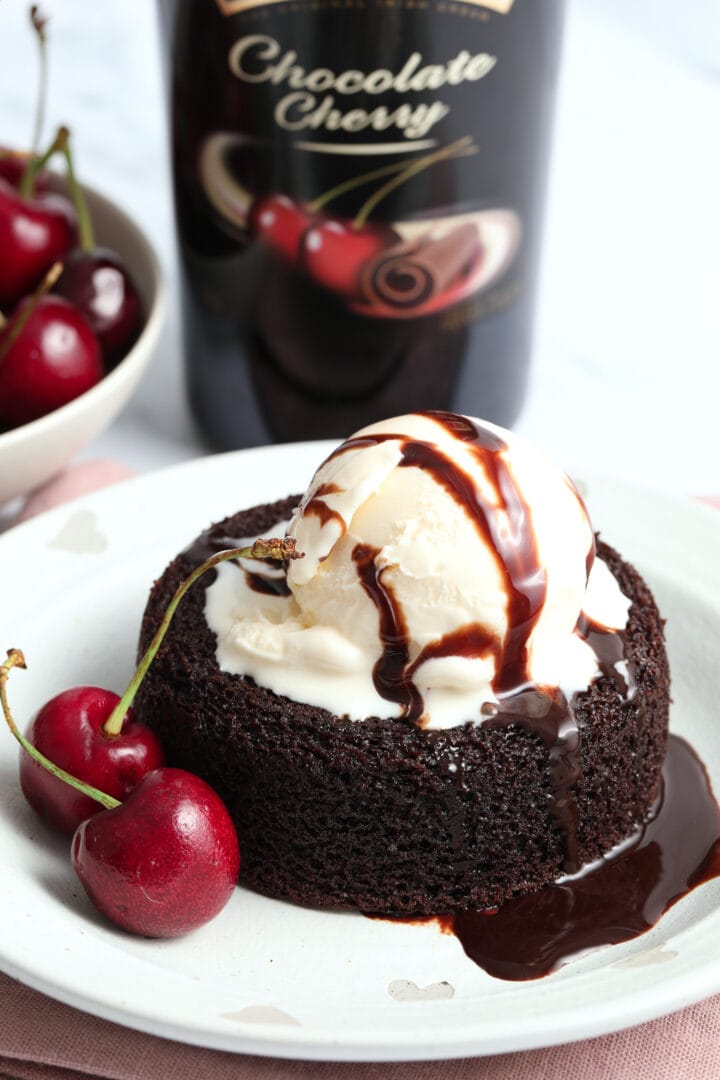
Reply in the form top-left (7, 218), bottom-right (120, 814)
top-left (18, 124), bottom-right (65, 199)
top-left (309, 159), bottom-right (418, 214)
top-left (0, 260), bottom-right (62, 364)
top-left (102, 537), bottom-right (302, 736)
top-left (353, 137), bottom-right (478, 230)
top-left (30, 6), bottom-right (49, 154)
top-left (0, 650), bottom-right (121, 811)
top-left (59, 128), bottom-right (95, 252)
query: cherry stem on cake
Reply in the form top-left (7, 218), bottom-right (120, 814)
top-left (0, 260), bottom-right (62, 363)
top-left (0, 650), bottom-right (121, 811)
top-left (101, 537), bottom-right (302, 737)
top-left (30, 6), bottom-right (49, 153)
top-left (18, 124), bottom-right (65, 199)
top-left (353, 137), bottom-right (478, 229)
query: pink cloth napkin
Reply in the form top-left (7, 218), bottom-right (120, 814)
top-left (2, 463), bottom-right (719, 1080)
top-left (2, 966), bottom-right (720, 1080)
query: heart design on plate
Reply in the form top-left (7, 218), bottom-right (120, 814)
top-left (387, 979), bottom-right (455, 1002)
top-left (48, 509), bottom-right (107, 555)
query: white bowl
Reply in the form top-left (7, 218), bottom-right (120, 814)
top-left (0, 178), bottom-right (165, 505)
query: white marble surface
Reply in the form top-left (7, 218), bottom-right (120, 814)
top-left (1, 0), bottom-right (718, 495)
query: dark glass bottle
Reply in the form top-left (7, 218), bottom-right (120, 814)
top-left (159, 0), bottom-right (564, 448)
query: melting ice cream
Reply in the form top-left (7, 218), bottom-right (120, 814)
top-left (204, 412), bottom-right (631, 729)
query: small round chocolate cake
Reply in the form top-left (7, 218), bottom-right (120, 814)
top-left (135, 413), bottom-right (670, 915)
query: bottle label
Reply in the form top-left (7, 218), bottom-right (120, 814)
top-left (169, 0), bottom-right (563, 439)
top-left (216, 0), bottom-right (515, 16)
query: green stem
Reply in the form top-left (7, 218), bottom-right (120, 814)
top-left (60, 130), bottom-right (95, 252)
top-left (30, 6), bottom-right (49, 153)
top-left (353, 137), bottom-right (477, 230)
top-left (0, 261), bottom-right (63, 365)
top-left (0, 650), bottom-right (121, 811)
top-left (18, 124), bottom-right (65, 199)
top-left (102, 537), bottom-right (301, 736)
top-left (309, 159), bottom-right (415, 214)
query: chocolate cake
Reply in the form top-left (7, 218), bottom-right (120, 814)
top-left (135, 495), bottom-right (670, 915)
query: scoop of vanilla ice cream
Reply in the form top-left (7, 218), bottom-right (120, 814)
top-left (204, 413), bottom-right (631, 728)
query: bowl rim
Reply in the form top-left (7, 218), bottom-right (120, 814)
top-left (0, 176), bottom-right (166, 452)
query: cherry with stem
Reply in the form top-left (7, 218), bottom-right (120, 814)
top-left (0, 537), bottom-right (301, 937)
top-left (0, 537), bottom-right (301, 834)
top-left (0, 259), bottom-right (62, 362)
top-left (1, 650), bottom-right (240, 938)
top-left (48, 127), bottom-right (144, 365)
top-left (0, 260), bottom-right (104, 430)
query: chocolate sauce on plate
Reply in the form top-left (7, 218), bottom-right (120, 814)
top-left (447, 735), bottom-right (720, 980)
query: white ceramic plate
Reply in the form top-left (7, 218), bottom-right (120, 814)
top-left (0, 443), bottom-right (718, 1062)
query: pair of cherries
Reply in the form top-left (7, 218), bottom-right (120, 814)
top-left (0, 129), bottom-right (142, 431)
top-left (251, 194), bottom-right (397, 302)
top-left (1, 537), bottom-right (300, 938)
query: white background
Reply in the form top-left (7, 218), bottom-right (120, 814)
top-left (0, 0), bottom-right (718, 494)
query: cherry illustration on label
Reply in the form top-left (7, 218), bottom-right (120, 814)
top-left (302, 219), bottom-right (399, 301)
top-left (250, 194), bottom-right (313, 263)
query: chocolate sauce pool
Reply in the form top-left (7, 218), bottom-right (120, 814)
top-left (449, 735), bottom-right (720, 980)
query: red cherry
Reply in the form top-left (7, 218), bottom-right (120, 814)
top-left (55, 248), bottom-right (143, 367)
top-left (72, 768), bottom-right (241, 938)
top-left (0, 178), bottom-right (77, 308)
top-left (301, 219), bottom-right (397, 300)
top-left (0, 149), bottom-right (48, 192)
top-left (20, 687), bottom-right (165, 836)
top-left (250, 194), bottom-right (312, 262)
top-left (0, 294), bottom-right (103, 429)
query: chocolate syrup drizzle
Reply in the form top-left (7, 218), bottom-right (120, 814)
top-left (301, 482), bottom-right (345, 535)
top-left (327, 410), bottom-right (603, 870)
top-left (576, 612), bottom-right (635, 698)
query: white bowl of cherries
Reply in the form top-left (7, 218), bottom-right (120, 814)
top-left (0, 127), bottom-right (165, 506)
